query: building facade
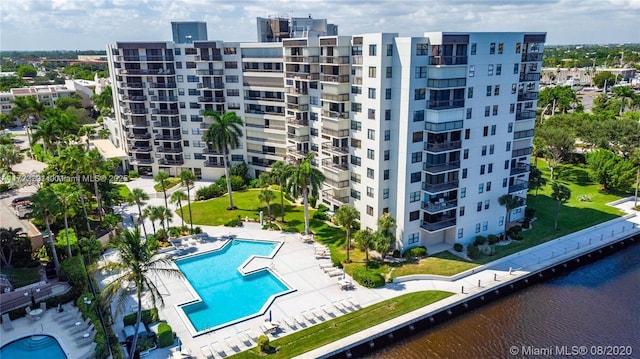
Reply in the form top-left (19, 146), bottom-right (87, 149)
top-left (106, 18), bottom-right (545, 251)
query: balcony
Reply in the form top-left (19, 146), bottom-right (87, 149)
top-left (118, 55), bottom-right (174, 62)
top-left (128, 146), bottom-right (152, 153)
top-left (522, 53), bottom-right (543, 62)
top-left (517, 91), bottom-right (538, 101)
top-left (423, 161), bottom-right (460, 174)
top-left (421, 217), bottom-right (456, 232)
top-left (202, 147), bottom-right (222, 155)
top-left (427, 99), bottom-right (464, 110)
top-left (424, 140), bottom-right (462, 153)
top-left (250, 158), bottom-right (272, 167)
top-left (124, 120), bottom-right (149, 128)
top-left (245, 95), bottom-right (283, 102)
top-left (321, 127), bottom-right (349, 138)
top-left (287, 147), bottom-right (309, 158)
top-left (515, 110), bottom-right (536, 121)
top-left (421, 199), bottom-right (458, 214)
top-left (508, 179), bottom-right (529, 193)
top-left (148, 82), bottom-right (177, 89)
top-left (152, 109), bottom-right (179, 115)
top-left (320, 56), bottom-right (350, 64)
top-left (150, 96), bottom-right (178, 102)
top-left (286, 103), bottom-right (309, 111)
top-left (203, 160), bottom-right (224, 168)
top-left (155, 134), bottom-right (181, 141)
top-left (196, 69), bottom-right (224, 76)
top-left (323, 190), bottom-right (349, 204)
top-left (286, 87), bottom-right (308, 95)
top-left (324, 178), bottom-right (349, 189)
top-left (128, 133), bottom-right (151, 140)
top-left (428, 56), bottom-right (468, 66)
top-left (322, 158), bottom-right (349, 172)
top-left (158, 158), bottom-right (184, 166)
top-left (198, 96), bottom-right (226, 103)
top-left (321, 142), bottom-right (349, 154)
top-left (287, 133), bottom-right (310, 142)
top-left (512, 147), bottom-right (533, 158)
top-left (196, 55), bottom-right (222, 61)
top-left (122, 95), bottom-right (147, 102)
top-left (198, 82), bottom-right (224, 89)
top-left (513, 129), bottom-right (535, 140)
top-left (119, 82), bottom-right (145, 89)
top-left (352, 77), bottom-right (362, 85)
top-left (519, 73), bottom-right (541, 82)
top-left (286, 118), bottom-right (309, 127)
top-left (124, 108), bottom-right (148, 115)
top-left (130, 157), bottom-right (154, 165)
top-left (320, 74), bottom-right (350, 83)
top-left (321, 93), bottom-right (349, 102)
top-left (510, 163), bottom-right (530, 176)
top-left (119, 68), bottom-right (174, 75)
top-left (285, 72), bottom-right (319, 81)
top-left (321, 110), bottom-right (349, 120)
top-left (422, 180), bottom-right (459, 193)
top-left (156, 147), bottom-right (183, 154)
top-left (352, 56), bottom-right (363, 65)
top-left (284, 56), bottom-right (319, 63)
top-left (153, 121), bottom-right (180, 128)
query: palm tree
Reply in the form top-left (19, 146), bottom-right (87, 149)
top-left (179, 170), bottom-right (196, 233)
top-left (354, 229), bottom-right (375, 269)
top-left (31, 118), bottom-right (58, 155)
top-left (631, 149), bottom-right (640, 208)
top-left (100, 227), bottom-right (183, 359)
top-left (103, 213), bottom-right (121, 239)
top-left (127, 188), bottom-right (149, 238)
top-left (377, 213), bottom-right (397, 238)
top-left (334, 205), bottom-right (360, 263)
top-left (10, 96), bottom-right (45, 151)
top-left (285, 152), bottom-right (325, 235)
top-left (86, 149), bottom-right (105, 223)
top-left (170, 190), bottom-right (187, 228)
top-left (551, 183), bottom-right (571, 230)
top-left (154, 206), bottom-right (172, 241)
top-left (612, 85), bottom-right (637, 114)
top-left (373, 230), bottom-right (393, 258)
top-left (0, 227), bottom-right (28, 267)
top-left (270, 161), bottom-right (291, 222)
top-left (52, 182), bottom-right (77, 258)
top-left (498, 194), bottom-right (520, 237)
top-left (78, 125), bottom-right (96, 151)
top-left (31, 188), bottom-right (62, 277)
top-left (143, 207), bottom-right (157, 234)
top-left (258, 188), bottom-right (276, 227)
top-left (60, 146), bottom-right (92, 234)
top-left (0, 145), bottom-right (23, 172)
top-left (528, 167), bottom-right (547, 204)
top-left (154, 171), bottom-right (170, 227)
top-left (202, 110), bottom-right (244, 210)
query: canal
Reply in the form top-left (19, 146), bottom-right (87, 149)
top-left (367, 242), bottom-right (640, 358)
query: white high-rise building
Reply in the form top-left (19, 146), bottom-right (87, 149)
top-left (106, 17), bottom-right (545, 251)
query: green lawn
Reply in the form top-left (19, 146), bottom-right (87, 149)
top-left (0, 267), bottom-right (41, 287)
top-left (229, 291), bottom-right (453, 359)
top-left (390, 251), bottom-right (478, 279)
top-left (153, 177), bottom-right (181, 192)
top-left (115, 184), bottom-right (131, 201)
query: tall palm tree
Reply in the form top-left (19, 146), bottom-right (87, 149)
top-left (154, 171), bottom-right (170, 228)
top-left (31, 187), bottom-right (62, 277)
top-left (78, 125), bottom-right (96, 151)
top-left (258, 188), bottom-right (276, 227)
top-left (10, 96), bottom-right (45, 151)
top-left (60, 146), bottom-right (92, 234)
top-left (154, 206), bottom-right (172, 241)
top-left (86, 149), bottom-right (105, 223)
top-left (99, 227), bottom-right (183, 359)
top-left (143, 207), bottom-right (157, 234)
top-left (354, 229), bottom-right (374, 269)
top-left (52, 183), bottom-right (77, 258)
top-left (270, 161), bottom-right (291, 222)
top-left (0, 145), bottom-right (23, 173)
top-left (0, 227), bottom-right (28, 267)
top-left (127, 188), bottom-right (149, 238)
top-left (170, 190), bottom-right (187, 228)
top-left (528, 167), bottom-right (547, 205)
top-left (31, 118), bottom-right (58, 155)
top-left (334, 205), bottom-right (360, 263)
top-left (551, 183), bottom-right (571, 230)
top-left (377, 213), bottom-right (397, 238)
top-left (499, 194), bottom-right (521, 236)
top-left (285, 152), bottom-right (324, 235)
top-left (202, 110), bottom-right (244, 210)
top-left (179, 170), bottom-right (196, 233)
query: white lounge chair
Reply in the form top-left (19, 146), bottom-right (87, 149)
top-left (294, 315), bottom-right (306, 327)
top-left (321, 305), bottom-right (335, 317)
top-left (239, 331), bottom-right (252, 345)
top-left (225, 336), bottom-right (241, 352)
top-left (319, 261), bottom-right (333, 269)
top-left (302, 310), bottom-right (315, 323)
top-left (327, 269), bottom-right (343, 277)
top-left (283, 317), bottom-right (296, 330)
top-left (348, 298), bottom-right (360, 308)
top-left (341, 300), bottom-right (353, 311)
top-left (78, 343), bottom-right (97, 359)
top-left (211, 341), bottom-right (226, 356)
top-left (245, 328), bottom-right (258, 342)
top-left (2, 313), bottom-right (13, 330)
top-left (200, 345), bottom-right (214, 359)
top-left (312, 308), bottom-right (325, 321)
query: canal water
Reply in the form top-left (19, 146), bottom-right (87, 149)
top-left (367, 242), bottom-right (640, 358)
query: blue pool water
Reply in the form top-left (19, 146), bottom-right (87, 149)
top-left (1, 335), bottom-right (67, 358)
top-left (176, 240), bottom-right (290, 332)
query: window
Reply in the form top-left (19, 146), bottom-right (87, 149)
top-left (466, 108), bottom-right (472, 119)
top-left (491, 125), bottom-right (496, 135)
top-left (496, 64), bottom-right (502, 75)
top-left (409, 210), bottom-right (420, 221)
top-left (367, 149), bottom-right (375, 160)
top-left (462, 168), bottom-right (468, 179)
top-left (459, 206), bottom-right (465, 217)
top-left (175, 61), bottom-right (183, 69)
top-left (484, 200), bottom-right (491, 210)
top-left (415, 66), bottom-right (427, 78)
top-left (176, 75), bottom-right (184, 82)
top-left (386, 67), bottom-right (392, 78)
top-left (351, 155), bottom-right (361, 166)
top-left (411, 152), bottom-right (422, 163)
top-left (494, 85), bottom-right (500, 96)
top-left (368, 88), bottom-right (376, 99)
top-left (368, 109), bottom-right (376, 120)
top-left (410, 191), bottom-right (421, 202)
top-left (366, 205), bottom-right (374, 216)
top-left (225, 75), bottom-right (239, 83)
top-left (498, 42), bottom-right (504, 54)
top-left (369, 44), bottom-right (377, 56)
top-left (492, 105), bottom-right (498, 116)
top-left (515, 42), bottom-right (522, 53)
top-left (413, 110), bottom-right (425, 122)
top-left (488, 163), bottom-right (493, 173)
top-left (367, 129), bottom-right (375, 140)
top-left (408, 233), bottom-right (419, 244)
top-left (367, 168), bottom-right (374, 179)
top-left (469, 65), bottom-right (475, 77)
top-left (483, 126), bottom-right (489, 136)
top-left (351, 138), bottom-right (361, 149)
top-left (510, 104), bottom-right (515, 114)
top-left (465, 129), bottom-right (470, 139)
top-left (174, 48), bottom-right (181, 55)
top-left (506, 141), bottom-right (511, 151)
top-left (410, 172), bottom-right (421, 183)
top-left (489, 144), bottom-right (495, 155)
top-left (384, 150), bottom-right (390, 160)
top-left (486, 181), bottom-right (492, 191)
top-left (351, 103), bottom-right (362, 112)
top-left (385, 88), bottom-right (392, 99)
top-left (475, 223), bottom-right (481, 233)
top-left (478, 183), bottom-right (484, 193)
top-left (512, 83), bottom-right (517, 94)
top-left (226, 89), bottom-right (239, 96)
top-left (513, 63), bottom-right (519, 74)
top-left (486, 85), bottom-right (492, 96)
top-left (415, 88), bottom-right (426, 100)
top-left (383, 188), bottom-right (389, 199)
top-left (463, 149), bottom-right (469, 159)
top-left (224, 61), bottom-right (238, 69)
top-left (457, 228), bottom-right (464, 239)
top-left (505, 160), bottom-right (510, 169)
top-left (367, 186), bottom-right (374, 198)
top-left (231, 155), bottom-right (244, 161)
top-left (499, 216), bottom-right (505, 226)
top-left (470, 43), bottom-right (476, 55)
top-left (490, 42), bottom-right (496, 54)
top-left (488, 64), bottom-right (494, 76)
top-left (351, 173), bottom-right (361, 183)
top-left (351, 189), bottom-right (361, 200)
top-left (384, 169), bottom-right (390, 180)
top-left (481, 146), bottom-right (487, 156)
top-left (310, 96), bottom-right (318, 105)
top-left (412, 131), bottom-right (423, 142)
top-left (503, 178), bottom-right (508, 187)
top-left (387, 44), bottom-right (393, 56)
top-left (224, 47), bottom-right (236, 54)
top-left (368, 67), bottom-right (377, 78)
top-left (480, 164), bottom-right (486, 175)
top-left (477, 202), bottom-right (483, 212)
top-left (416, 43), bottom-right (428, 55)
top-left (384, 130), bottom-right (390, 141)
top-left (351, 120), bottom-right (361, 131)
top-left (460, 187), bottom-right (466, 198)
top-left (385, 109), bottom-right (391, 121)
top-left (186, 61), bottom-right (196, 69)
top-left (484, 106), bottom-right (490, 117)
top-left (468, 87), bottom-right (473, 98)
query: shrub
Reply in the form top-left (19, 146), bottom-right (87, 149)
top-left (312, 211), bottom-right (329, 221)
top-left (0, 183), bottom-right (9, 193)
top-left (577, 194), bottom-right (592, 202)
top-left (257, 335), bottom-right (270, 353)
top-left (317, 204), bottom-right (330, 213)
top-left (453, 243), bottom-right (463, 252)
top-left (195, 183), bottom-right (224, 201)
top-left (284, 193), bottom-right (294, 202)
top-left (524, 207), bottom-right (536, 220)
top-left (128, 170), bottom-right (140, 179)
top-left (157, 323), bottom-right (174, 348)
top-left (480, 245), bottom-right (495, 256)
top-left (391, 249), bottom-right (401, 258)
top-left (61, 256), bottom-right (88, 293)
top-left (309, 195), bottom-right (317, 208)
top-left (522, 220), bottom-right (530, 229)
top-left (225, 218), bottom-right (242, 227)
top-left (191, 226), bottom-right (202, 234)
top-left (353, 267), bottom-right (385, 288)
top-left (402, 246), bottom-right (427, 258)
top-left (487, 234), bottom-right (500, 245)
top-left (467, 245), bottom-right (480, 260)
top-left (229, 175), bottom-right (246, 191)
top-left (123, 308), bottom-right (159, 326)
top-left (56, 228), bottom-right (80, 256)
top-left (473, 236), bottom-right (487, 246)
top-left (507, 226), bottom-right (524, 241)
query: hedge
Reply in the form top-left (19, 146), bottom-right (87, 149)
top-left (61, 255), bottom-right (88, 293)
top-left (123, 308), bottom-right (159, 326)
top-left (157, 322), bottom-right (174, 348)
top-left (402, 246), bottom-right (427, 258)
top-left (353, 267), bottom-right (385, 288)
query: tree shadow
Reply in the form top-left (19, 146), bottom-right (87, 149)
top-left (556, 166), bottom-right (592, 186)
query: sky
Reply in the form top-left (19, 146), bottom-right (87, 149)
top-left (0, 0), bottom-right (639, 51)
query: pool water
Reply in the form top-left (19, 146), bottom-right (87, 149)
top-left (1, 335), bottom-right (67, 358)
top-left (176, 240), bottom-right (291, 332)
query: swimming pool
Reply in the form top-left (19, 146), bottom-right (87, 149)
top-left (175, 239), bottom-right (293, 333)
top-left (1, 335), bottom-right (67, 358)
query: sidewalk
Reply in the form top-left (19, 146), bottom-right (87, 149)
top-left (300, 198), bottom-right (640, 358)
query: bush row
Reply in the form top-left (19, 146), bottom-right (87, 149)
top-left (353, 267), bottom-right (385, 288)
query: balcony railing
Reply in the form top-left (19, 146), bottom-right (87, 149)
top-left (158, 159), bottom-right (184, 166)
top-left (130, 158), bottom-right (154, 165)
top-left (522, 53), bottom-right (543, 62)
top-left (198, 96), bottom-right (226, 103)
top-left (427, 99), bottom-right (465, 110)
top-left (422, 181), bottom-right (459, 193)
top-left (352, 56), bottom-right (363, 65)
top-left (118, 55), bottom-right (174, 62)
top-left (323, 190), bottom-right (349, 204)
top-left (153, 121), bottom-right (180, 128)
top-left (286, 118), bottom-right (309, 126)
top-left (321, 93), bottom-right (349, 102)
top-left (322, 158), bottom-right (349, 172)
top-left (148, 82), bottom-right (177, 88)
top-left (513, 129), bottom-right (535, 140)
top-left (321, 142), bottom-right (349, 154)
top-left (321, 110), bottom-right (349, 119)
top-left (517, 92), bottom-right (539, 101)
top-left (320, 74), bottom-right (350, 83)
top-left (321, 127), bottom-right (349, 138)
top-left (203, 160), bottom-right (224, 168)
top-left (128, 133), bottom-right (151, 140)
top-left (286, 87), bottom-right (309, 95)
top-left (128, 147), bottom-right (152, 153)
top-left (119, 69), bottom-right (174, 75)
top-left (250, 159), bottom-right (272, 167)
top-left (245, 96), bottom-right (283, 102)
top-left (285, 72), bottom-right (319, 80)
top-left (512, 147), bottom-right (533, 158)
top-left (125, 108), bottom-right (148, 114)
top-left (150, 96), bottom-right (178, 102)
top-left (508, 180), bottom-right (529, 193)
top-left (515, 110), bottom-right (536, 121)
top-left (423, 161), bottom-right (460, 173)
top-left (156, 147), bottom-right (183, 153)
top-left (198, 82), bottom-right (225, 89)
top-left (286, 103), bottom-right (309, 111)
top-left (202, 147), bottom-right (222, 155)
top-left (287, 147), bottom-right (309, 157)
top-left (196, 69), bottom-right (224, 76)
top-left (155, 134), bottom-right (181, 141)
top-left (428, 56), bottom-right (468, 65)
top-left (424, 140), bottom-right (462, 152)
top-left (284, 56), bottom-right (319, 63)
top-left (286, 133), bottom-right (309, 142)
top-left (510, 163), bottom-right (530, 176)
top-left (421, 199), bottom-right (458, 214)
top-left (519, 73), bottom-right (541, 82)
top-left (320, 56), bottom-right (350, 64)
top-left (324, 178), bottom-right (349, 189)
top-left (122, 95), bottom-right (147, 102)
top-left (124, 120), bottom-right (149, 128)
top-left (421, 218), bottom-right (456, 232)
top-left (152, 109), bottom-right (179, 115)
top-left (119, 82), bottom-right (145, 89)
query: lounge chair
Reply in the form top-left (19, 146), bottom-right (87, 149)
top-left (341, 300), bottom-right (353, 311)
top-left (312, 308), bottom-right (325, 321)
top-left (211, 341), bottom-right (226, 356)
top-left (333, 302), bottom-right (346, 313)
top-left (200, 345), bottom-right (214, 359)
top-left (327, 269), bottom-right (343, 277)
top-left (348, 298), bottom-right (360, 308)
top-left (319, 261), bottom-right (333, 269)
top-left (302, 310), bottom-right (315, 323)
top-left (294, 315), bottom-right (306, 327)
top-left (78, 343), bottom-right (97, 359)
top-left (225, 336), bottom-right (241, 352)
top-left (2, 313), bottom-right (13, 330)
top-left (283, 317), bottom-right (296, 330)
top-left (321, 305), bottom-right (335, 317)
top-left (238, 331), bottom-right (252, 345)
top-left (245, 328), bottom-right (258, 342)
top-left (71, 321), bottom-right (91, 334)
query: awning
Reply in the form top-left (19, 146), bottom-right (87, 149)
top-left (92, 139), bottom-right (128, 160)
